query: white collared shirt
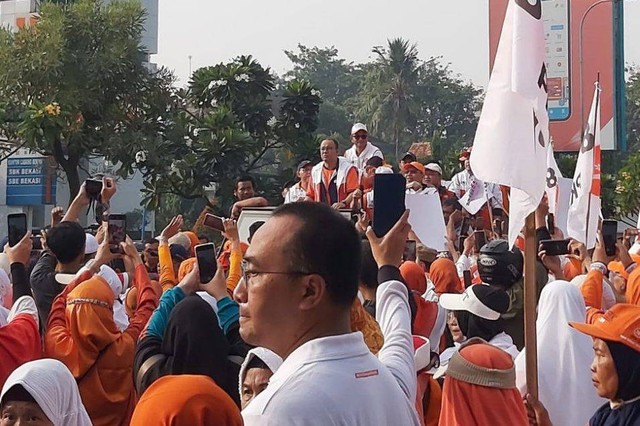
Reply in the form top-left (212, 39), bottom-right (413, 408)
top-left (242, 280), bottom-right (420, 426)
top-left (345, 142), bottom-right (384, 171)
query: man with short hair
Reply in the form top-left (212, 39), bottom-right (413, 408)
top-left (399, 152), bottom-right (417, 172)
top-left (231, 176), bottom-right (269, 219)
top-left (345, 123), bottom-right (383, 172)
top-left (284, 160), bottom-right (313, 204)
top-left (424, 162), bottom-right (456, 204)
top-left (237, 203), bottom-right (419, 425)
top-left (30, 180), bottom-right (116, 329)
top-left (306, 139), bottom-right (359, 209)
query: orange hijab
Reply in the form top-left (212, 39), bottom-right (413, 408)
top-left (400, 261), bottom-right (427, 295)
top-left (130, 375), bottom-right (243, 426)
top-left (178, 257), bottom-right (197, 281)
top-left (183, 231), bottom-right (200, 256)
top-left (439, 343), bottom-right (528, 426)
top-left (45, 277), bottom-right (135, 426)
top-left (430, 258), bottom-right (463, 295)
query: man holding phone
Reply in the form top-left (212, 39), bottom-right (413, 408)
top-left (306, 139), bottom-right (359, 209)
top-left (30, 178), bottom-right (116, 329)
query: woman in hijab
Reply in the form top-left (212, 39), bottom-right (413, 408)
top-left (515, 281), bottom-right (605, 426)
top-left (0, 296), bottom-right (41, 389)
top-left (44, 238), bottom-right (160, 426)
top-left (438, 340), bottom-right (528, 426)
top-left (1, 359), bottom-right (91, 426)
top-left (437, 284), bottom-right (518, 374)
top-left (429, 258), bottom-right (463, 295)
top-left (97, 265), bottom-right (129, 331)
top-left (130, 375), bottom-right (243, 426)
top-left (238, 347), bottom-right (282, 410)
top-left (134, 262), bottom-right (242, 405)
top-left (527, 304), bottom-right (640, 426)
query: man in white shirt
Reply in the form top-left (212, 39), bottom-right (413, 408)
top-left (449, 149), bottom-right (503, 211)
top-left (345, 123), bottom-right (384, 172)
top-left (236, 202), bottom-right (419, 425)
top-left (284, 160), bottom-right (312, 204)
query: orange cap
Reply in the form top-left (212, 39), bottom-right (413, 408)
top-left (402, 162), bottom-right (425, 174)
top-left (570, 304), bottom-right (640, 352)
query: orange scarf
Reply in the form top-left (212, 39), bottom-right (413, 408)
top-left (430, 258), bottom-right (463, 295)
top-left (439, 344), bottom-right (528, 426)
top-left (130, 375), bottom-right (243, 426)
top-left (400, 261), bottom-right (427, 295)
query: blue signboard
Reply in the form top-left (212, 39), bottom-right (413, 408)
top-left (6, 157), bottom-right (57, 206)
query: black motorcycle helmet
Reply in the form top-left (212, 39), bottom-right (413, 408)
top-left (477, 239), bottom-right (524, 289)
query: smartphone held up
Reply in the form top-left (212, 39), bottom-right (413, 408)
top-left (195, 243), bottom-right (217, 284)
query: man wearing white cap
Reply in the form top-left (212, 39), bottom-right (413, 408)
top-left (424, 163), bottom-right (456, 204)
top-left (345, 123), bottom-right (384, 172)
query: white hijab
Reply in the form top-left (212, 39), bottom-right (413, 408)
top-left (1, 358), bottom-right (92, 426)
top-left (98, 265), bottom-right (129, 331)
top-left (238, 347), bottom-right (283, 402)
top-left (515, 280), bottom-right (606, 426)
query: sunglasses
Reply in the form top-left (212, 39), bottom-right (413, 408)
top-left (352, 134), bottom-right (368, 140)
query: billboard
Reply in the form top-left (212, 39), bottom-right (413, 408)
top-left (6, 156), bottom-right (57, 206)
top-left (489, 0), bottom-right (618, 151)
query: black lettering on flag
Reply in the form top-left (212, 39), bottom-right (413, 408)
top-left (570, 173), bottom-right (582, 204)
top-left (515, 0), bottom-right (542, 20)
top-left (546, 168), bottom-right (557, 189)
top-left (581, 127), bottom-right (595, 153)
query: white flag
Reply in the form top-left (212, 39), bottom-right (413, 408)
top-left (567, 83), bottom-right (602, 249)
top-left (470, 0), bottom-right (548, 247)
top-left (459, 178), bottom-right (492, 215)
top-left (545, 140), bottom-right (563, 215)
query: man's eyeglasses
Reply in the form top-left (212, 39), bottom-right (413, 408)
top-left (352, 134), bottom-right (368, 140)
top-left (242, 261), bottom-right (313, 284)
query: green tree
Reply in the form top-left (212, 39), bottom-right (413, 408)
top-left (356, 38), bottom-right (421, 160)
top-left (0, 0), bottom-right (173, 199)
top-left (284, 45), bottom-right (363, 138)
top-left (134, 56), bottom-right (321, 213)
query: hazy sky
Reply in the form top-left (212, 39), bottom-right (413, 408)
top-left (154, 0), bottom-right (640, 88)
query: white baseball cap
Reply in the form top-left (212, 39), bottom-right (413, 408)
top-left (351, 123), bottom-right (368, 135)
top-left (375, 166), bottom-right (393, 175)
top-left (85, 234), bottom-right (99, 255)
top-left (438, 285), bottom-right (509, 320)
top-left (424, 163), bottom-right (443, 175)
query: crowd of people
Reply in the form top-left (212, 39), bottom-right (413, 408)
top-left (0, 121), bottom-right (639, 425)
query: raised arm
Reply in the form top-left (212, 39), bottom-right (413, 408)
top-left (366, 211), bottom-right (417, 402)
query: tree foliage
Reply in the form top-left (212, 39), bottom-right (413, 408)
top-left (133, 56), bottom-right (322, 212)
top-left (0, 0), bottom-right (173, 198)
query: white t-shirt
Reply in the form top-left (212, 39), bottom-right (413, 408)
top-left (284, 182), bottom-right (307, 204)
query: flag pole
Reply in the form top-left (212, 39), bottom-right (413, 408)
top-left (584, 75), bottom-right (601, 248)
top-left (524, 212), bottom-right (538, 398)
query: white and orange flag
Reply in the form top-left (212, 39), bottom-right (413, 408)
top-left (470, 0), bottom-right (548, 247)
top-left (567, 83), bottom-right (602, 248)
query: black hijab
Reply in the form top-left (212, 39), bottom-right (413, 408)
top-left (455, 310), bottom-right (506, 343)
top-left (160, 296), bottom-right (237, 400)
